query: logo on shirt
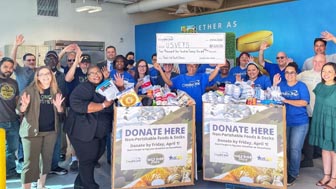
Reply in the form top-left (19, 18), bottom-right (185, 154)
top-left (79, 76), bottom-right (87, 83)
top-left (0, 83), bottom-right (16, 100)
top-left (182, 80), bottom-right (200, 88)
top-left (40, 94), bottom-right (53, 104)
top-left (282, 90), bottom-right (299, 97)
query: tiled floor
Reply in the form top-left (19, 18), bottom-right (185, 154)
top-left (6, 155), bottom-right (325, 189)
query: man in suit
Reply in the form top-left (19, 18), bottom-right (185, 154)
top-left (97, 46), bottom-right (116, 72)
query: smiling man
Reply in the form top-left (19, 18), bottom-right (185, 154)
top-left (43, 50), bottom-right (68, 176)
top-left (0, 57), bottom-right (20, 179)
top-left (258, 41), bottom-right (294, 83)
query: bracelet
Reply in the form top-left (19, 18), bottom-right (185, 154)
top-left (102, 102), bottom-right (106, 109)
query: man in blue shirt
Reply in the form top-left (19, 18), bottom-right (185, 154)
top-left (153, 63), bottom-right (224, 170)
top-left (258, 41), bottom-right (293, 83)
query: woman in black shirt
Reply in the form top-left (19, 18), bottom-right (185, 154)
top-left (64, 65), bottom-right (123, 189)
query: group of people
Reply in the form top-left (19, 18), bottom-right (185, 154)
top-left (0, 30), bottom-right (336, 189)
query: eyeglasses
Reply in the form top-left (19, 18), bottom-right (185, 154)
top-left (285, 71), bottom-right (296, 75)
top-left (88, 71), bottom-right (102, 76)
top-left (38, 72), bottom-right (51, 77)
top-left (222, 66), bottom-right (230, 69)
top-left (138, 65), bottom-right (147, 68)
top-left (276, 56), bottom-right (285, 60)
top-left (26, 59), bottom-right (36, 62)
top-left (68, 59), bottom-right (75, 62)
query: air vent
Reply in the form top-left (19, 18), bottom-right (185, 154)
top-left (37, 0), bottom-right (58, 17)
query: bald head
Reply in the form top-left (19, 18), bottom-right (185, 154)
top-left (313, 54), bottom-right (326, 72)
top-left (276, 51), bottom-right (288, 67)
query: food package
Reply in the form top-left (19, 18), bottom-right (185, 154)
top-left (116, 88), bottom-right (141, 107)
top-left (95, 78), bottom-right (119, 101)
top-left (141, 75), bottom-right (153, 94)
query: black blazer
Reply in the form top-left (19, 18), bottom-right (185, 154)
top-left (64, 81), bottom-right (113, 142)
top-left (96, 60), bottom-right (107, 69)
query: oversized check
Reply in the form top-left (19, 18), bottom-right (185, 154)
top-left (156, 33), bottom-right (226, 64)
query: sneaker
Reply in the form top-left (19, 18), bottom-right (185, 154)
top-left (287, 175), bottom-right (296, 186)
top-left (70, 160), bottom-right (79, 172)
top-left (300, 160), bottom-right (314, 168)
top-left (49, 166), bottom-right (68, 175)
top-left (32, 182), bottom-right (37, 188)
top-left (59, 154), bottom-right (66, 162)
top-left (16, 161), bottom-right (24, 173)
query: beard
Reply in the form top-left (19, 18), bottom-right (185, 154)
top-left (0, 71), bottom-right (12, 79)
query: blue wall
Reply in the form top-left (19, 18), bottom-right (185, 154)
top-left (135, 0), bottom-right (336, 68)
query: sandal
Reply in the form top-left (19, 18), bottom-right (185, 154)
top-left (317, 174), bottom-right (331, 186)
top-left (324, 177), bottom-right (336, 189)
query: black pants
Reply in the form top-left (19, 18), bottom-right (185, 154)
top-left (70, 136), bottom-right (106, 189)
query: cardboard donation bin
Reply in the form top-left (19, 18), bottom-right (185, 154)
top-left (203, 103), bottom-right (287, 189)
top-left (112, 105), bottom-right (195, 189)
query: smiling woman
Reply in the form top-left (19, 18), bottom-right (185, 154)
top-left (64, 65), bottom-right (125, 189)
top-left (19, 66), bottom-right (65, 189)
top-left (273, 62), bottom-right (310, 186)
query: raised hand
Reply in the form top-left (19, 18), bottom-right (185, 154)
top-left (74, 49), bottom-right (83, 65)
top-left (101, 66), bottom-right (110, 79)
top-left (113, 73), bottom-right (124, 88)
top-left (273, 73), bottom-right (282, 86)
top-left (286, 57), bottom-right (294, 64)
top-left (63, 44), bottom-right (77, 52)
top-left (260, 41), bottom-right (268, 51)
top-left (20, 92), bottom-right (30, 112)
top-left (0, 51), bottom-right (3, 59)
top-left (236, 74), bottom-right (242, 82)
top-left (321, 31), bottom-right (335, 41)
top-left (153, 62), bottom-right (163, 72)
top-left (15, 34), bottom-right (25, 46)
top-left (248, 56), bottom-right (255, 63)
top-left (52, 93), bottom-right (65, 112)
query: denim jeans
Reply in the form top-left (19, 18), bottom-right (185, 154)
top-left (51, 123), bottom-right (62, 170)
top-left (0, 120), bottom-right (20, 176)
top-left (287, 123), bottom-right (308, 177)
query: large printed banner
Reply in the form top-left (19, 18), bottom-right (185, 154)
top-left (203, 103), bottom-right (286, 188)
top-left (112, 106), bottom-right (195, 189)
top-left (156, 33), bottom-right (226, 64)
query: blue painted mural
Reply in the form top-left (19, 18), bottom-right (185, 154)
top-left (135, 0), bottom-right (336, 68)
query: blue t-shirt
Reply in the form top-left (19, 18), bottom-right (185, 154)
top-left (209, 73), bottom-right (235, 86)
top-left (14, 64), bottom-right (35, 93)
top-left (251, 75), bottom-right (272, 90)
top-left (171, 73), bottom-right (209, 122)
top-left (197, 64), bottom-right (216, 74)
top-left (157, 72), bottom-right (179, 87)
top-left (264, 62), bottom-right (286, 83)
top-left (149, 67), bottom-right (158, 85)
top-left (279, 81), bottom-right (310, 126)
top-left (110, 70), bottom-right (135, 86)
top-left (229, 66), bottom-right (247, 82)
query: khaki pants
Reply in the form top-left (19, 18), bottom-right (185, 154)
top-left (21, 131), bottom-right (57, 184)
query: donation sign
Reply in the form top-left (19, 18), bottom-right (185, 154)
top-left (156, 33), bottom-right (226, 64)
top-left (121, 124), bottom-right (188, 170)
top-left (210, 122), bottom-right (277, 169)
top-left (203, 103), bottom-right (286, 188)
top-left (112, 106), bottom-right (195, 189)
